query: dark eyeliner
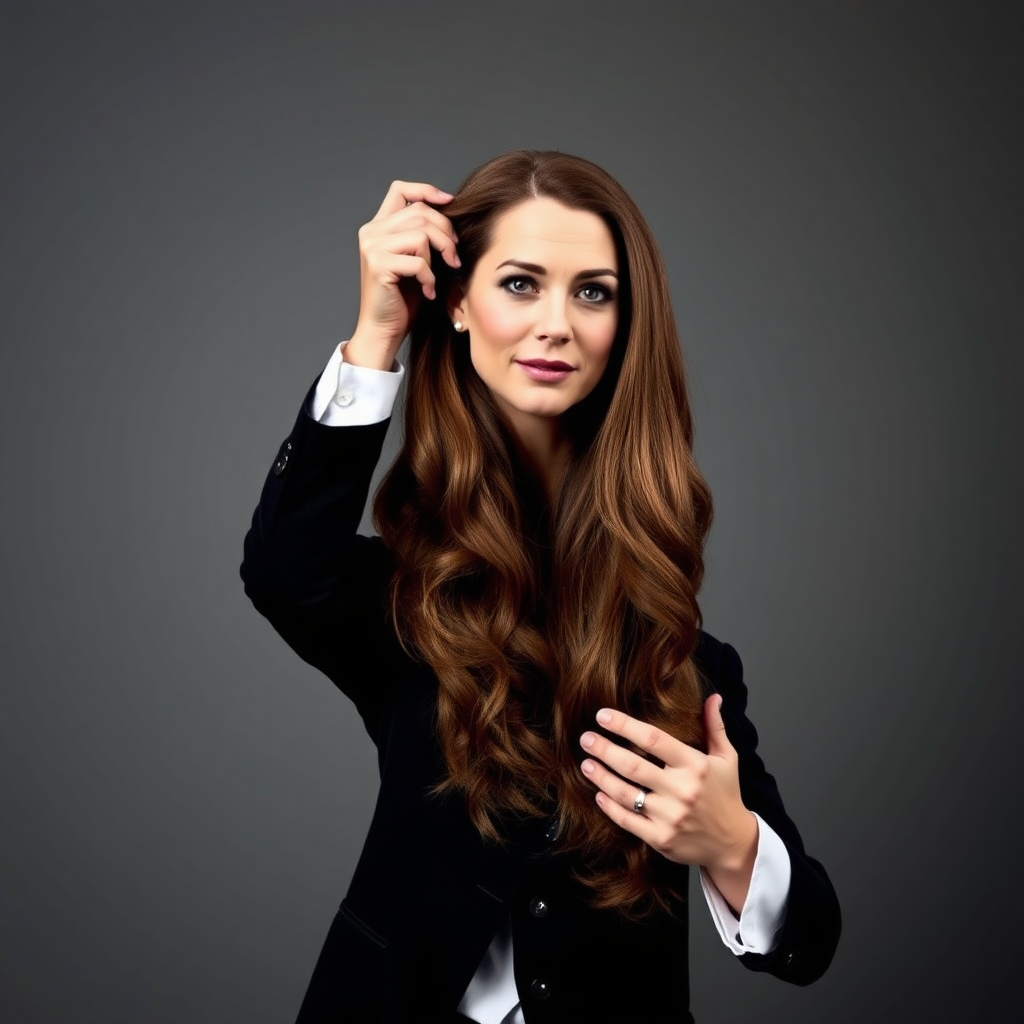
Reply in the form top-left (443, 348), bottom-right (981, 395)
top-left (580, 283), bottom-right (615, 302)
top-left (498, 274), bottom-right (614, 302)
top-left (499, 274), bottom-right (536, 295)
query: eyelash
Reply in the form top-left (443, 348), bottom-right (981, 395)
top-left (498, 274), bottom-right (615, 304)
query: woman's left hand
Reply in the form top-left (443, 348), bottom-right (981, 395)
top-left (580, 694), bottom-right (759, 894)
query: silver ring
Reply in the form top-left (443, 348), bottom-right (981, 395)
top-left (633, 789), bottom-right (647, 813)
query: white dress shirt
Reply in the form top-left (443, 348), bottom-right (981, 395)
top-left (308, 341), bottom-right (792, 1024)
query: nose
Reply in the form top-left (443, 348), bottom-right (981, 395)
top-left (534, 292), bottom-right (573, 344)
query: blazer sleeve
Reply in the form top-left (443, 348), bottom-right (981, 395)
top-left (699, 632), bottom-right (842, 985)
top-left (239, 377), bottom-right (399, 738)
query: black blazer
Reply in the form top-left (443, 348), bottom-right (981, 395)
top-left (240, 382), bottom-right (841, 1024)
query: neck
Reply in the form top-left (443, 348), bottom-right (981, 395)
top-left (503, 412), bottom-right (570, 507)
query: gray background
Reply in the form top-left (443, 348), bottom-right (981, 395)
top-left (2, 1), bottom-right (1021, 1021)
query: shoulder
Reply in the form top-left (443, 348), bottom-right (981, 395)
top-left (692, 627), bottom-right (743, 695)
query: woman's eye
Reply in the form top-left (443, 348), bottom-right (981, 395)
top-left (499, 274), bottom-right (610, 301)
top-left (501, 275), bottom-right (535, 295)
top-left (499, 276), bottom-right (614, 302)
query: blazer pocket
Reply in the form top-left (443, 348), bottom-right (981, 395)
top-left (339, 899), bottom-right (388, 950)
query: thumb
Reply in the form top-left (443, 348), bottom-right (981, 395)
top-left (704, 694), bottom-right (732, 756)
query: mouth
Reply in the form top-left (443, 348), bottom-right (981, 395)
top-left (515, 358), bottom-right (575, 383)
top-left (516, 359), bottom-right (574, 370)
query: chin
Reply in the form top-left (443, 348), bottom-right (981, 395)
top-left (520, 401), bottom-right (571, 419)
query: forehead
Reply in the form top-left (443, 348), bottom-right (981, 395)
top-left (484, 197), bottom-right (616, 268)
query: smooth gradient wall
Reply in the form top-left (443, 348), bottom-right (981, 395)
top-left (2, 2), bottom-right (1021, 1021)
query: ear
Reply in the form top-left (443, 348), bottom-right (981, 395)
top-left (447, 283), bottom-right (467, 327)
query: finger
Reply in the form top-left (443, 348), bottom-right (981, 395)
top-left (579, 731), bottom-right (661, 790)
top-left (703, 693), bottom-right (734, 758)
top-left (395, 220), bottom-right (461, 269)
top-left (363, 227), bottom-right (445, 296)
top-left (363, 225), bottom-right (442, 266)
top-left (374, 180), bottom-right (454, 220)
top-left (364, 217), bottom-right (461, 270)
top-left (386, 201), bottom-right (460, 244)
top-left (364, 251), bottom-right (437, 300)
top-left (580, 756), bottom-right (660, 815)
top-left (593, 789), bottom-right (662, 847)
top-left (594, 708), bottom-right (698, 770)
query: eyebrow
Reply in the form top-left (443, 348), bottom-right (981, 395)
top-left (494, 259), bottom-right (618, 281)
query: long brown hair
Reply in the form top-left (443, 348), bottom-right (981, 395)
top-left (372, 150), bottom-right (714, 917)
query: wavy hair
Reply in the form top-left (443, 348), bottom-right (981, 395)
top-left (372, 150), bottom-right (714, 918)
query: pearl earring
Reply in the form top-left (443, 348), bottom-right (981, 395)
top-left (453, 320), bottom-right (465, 332)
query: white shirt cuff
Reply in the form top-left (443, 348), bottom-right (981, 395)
top-left (699, 812), bottom-right (791, 955)
top-left (309, 340), bottom-right (405, 425)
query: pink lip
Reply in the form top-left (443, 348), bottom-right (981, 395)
top-left (516, 359), bottom-right (575, 383)
top-left (516, 359), bottom-right (574, 370)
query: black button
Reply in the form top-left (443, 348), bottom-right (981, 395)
top-left (272, 440), bottom-right (292, 476)
top-left (530, 978), bottom-right (551, 1000)
top-left (543, 817), bottom-right (560, 842)
top-left (529, 897), bottom-right (549, 918)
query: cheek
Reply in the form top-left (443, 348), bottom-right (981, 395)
top-left (590, 325), bottom-right (618, 371)
top-left (473, 303), bottom-right (524, 347)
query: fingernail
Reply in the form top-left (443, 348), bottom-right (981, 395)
top-left (596, 709), bottom-right (612, 725)
top-left (581, 759), bottom-right (595, 774)
top-left (580, 732), bottom-right (595, 749)
top-left (437, 189), bottom-right (453, 199)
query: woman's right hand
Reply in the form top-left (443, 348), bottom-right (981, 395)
top-left (346, 180), bottom-right (462, 370)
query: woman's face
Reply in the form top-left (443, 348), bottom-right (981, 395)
top-left (451, 197), bottom-right (620, 444)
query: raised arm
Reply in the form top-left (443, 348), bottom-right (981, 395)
top-left (240, 382), bottom-right (397, 733)
top-left (240, 180), bottom-right (461, 733)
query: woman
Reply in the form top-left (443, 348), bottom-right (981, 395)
top-left (241, 149), bottom-right (840, 1023)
